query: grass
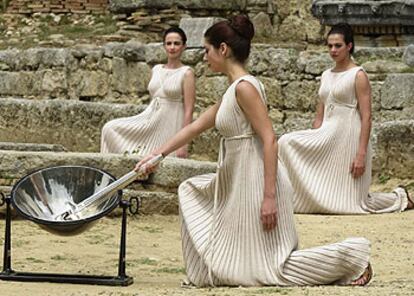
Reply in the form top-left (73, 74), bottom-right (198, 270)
top-left (378, 173), bottom-right (391, 184)
top-left (127, 257), bottom-right (158, 267)
top-left (245, 288), bottom-right (291, 295)
top-left (0, 13), bottom-right (118, 49)
top-left (50, 255), bottom-right (67, 261)
top-left (26, 257), bottom-right (46, 263)
top-left (40, 14), bottom-right (118, 39)
top-left (137, 225), bottom-right (163, 233)
top-left (152, 266), bottom-right (186, 274)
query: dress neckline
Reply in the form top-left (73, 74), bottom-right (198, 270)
top-left (330, 66), bottom-right (360, 74)
top-left (161, 65), bottom-right (185, 71)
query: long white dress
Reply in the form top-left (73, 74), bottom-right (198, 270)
top-left (100, 64), bottom-right (190, 156)
top-left (178, 75), bottom-right (370, 287)
top-left (278, 67), bottom-right (408, 214)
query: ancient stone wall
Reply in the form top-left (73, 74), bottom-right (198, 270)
top-left (7, 0), bottom-right (108, 14)
top-left (109, 0), bottom-right (323, 45)
top-left (0, 42), bottom-right (413, 181)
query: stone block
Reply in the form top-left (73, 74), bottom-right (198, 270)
top-left (381, 74), bottom-right (414, 109)
top-left (189, 128), bottom-right (220, 161)
top-left (402, 44), bottom-right (414, 67)
top-left (372, 120), bottom-right (414, 180)
top-left (296, 51), bottom-right (332, 75)
top-left (0, 71), bottom-right (42, 96)
top-left (182, 48), bottom-right (204, 65)
top-left (282, 80), bottom-right (319, 111)
top-left (259, 76), bottom-right (283, 108)
top-left (361, 60), bottom-right (411, 73)
top-left (283, 111), bottom-right (314, 133)
top-left (71, 70), bottom-right (109, 98)
top-left (249, 46), bottom-right (299, 80)
top-left (251, 12), bottom-right (273, 39)
top-left (180, 17), bottom-right (224, 48)
top-left (109, 0), bottom-right (245, 13)
top-left (41, 70), bottom-right (67, 98)
top-left (353, 47), bottom-right (405, 64)
top-left (370, 81), bottom-right (382, 112)
top-left (111, 58), bottom-right (151, 95)
top-left (278, 15), bottom-right (307, 42)
top-left (196, 76), bottom-right (228, 106)
top-left (0, 98), bottom-right (145, 152)
top-left (0, 49), bottom-right (20, 70)
top-left (144, 43), bottom-right (166, 64)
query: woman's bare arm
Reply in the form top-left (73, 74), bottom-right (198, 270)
top-left (236, 80), bottom-right (277, 231)
top-left (176, 68), bottom-right (196, 158)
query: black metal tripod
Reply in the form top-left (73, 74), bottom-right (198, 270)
top-left (0, 196), bottom-right (133, 286)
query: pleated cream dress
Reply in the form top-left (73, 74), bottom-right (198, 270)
top-left (178, 75), bottom-right (370, 287)
top-left (278, 67), bottom-right (408, 214)
top-left (101, 64), bottom-right (190, 155)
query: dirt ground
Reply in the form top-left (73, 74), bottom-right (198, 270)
top-left (0, 181), bottom-right (413, 296)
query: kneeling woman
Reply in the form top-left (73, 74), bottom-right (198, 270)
top-left (136, 16), bottom-right (372, 287)
top-left (278, 24), bottom-right (413, 214)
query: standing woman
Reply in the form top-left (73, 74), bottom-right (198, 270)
top-left (278, 23), bottom-right (413, 214)
top-left (137, 16), bottom-right (372, 287)
top-left (101, 27), bottom-right (195, 158)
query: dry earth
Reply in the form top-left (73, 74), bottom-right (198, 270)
top-left (0, 181), bottom-right (413, 296)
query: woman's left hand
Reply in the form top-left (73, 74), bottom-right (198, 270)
top-left (350, 154), bottom-right (366, 178)
top-left (261, 195), bottom-right (277, 231)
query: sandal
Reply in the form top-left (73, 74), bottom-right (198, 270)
top-left (351, 263), bottom-right (373, 286)
top-left (398, 185), bottom-right (414, 210)
top-left (180, 278), bottom-right (196, 289)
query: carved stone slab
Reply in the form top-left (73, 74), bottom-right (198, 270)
top-left (179, 17), bottom-right (225, 48)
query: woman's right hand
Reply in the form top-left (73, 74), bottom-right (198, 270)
top-left (261, 194), bottom-right (277, 231)
top-left (350, 153), bottom-right (366, 178)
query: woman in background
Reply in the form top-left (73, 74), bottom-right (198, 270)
top-left (101, 27), bottom-right (195, 158)
top-left (278, 23), bottom-right (413, 214)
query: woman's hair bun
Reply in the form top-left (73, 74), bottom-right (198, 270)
top-left (228, 15), bottom-right (254, 41)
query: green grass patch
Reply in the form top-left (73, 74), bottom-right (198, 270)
top-left (400, 67), bottom-right (414, 73)
top-left (152, 266), bottom-right (185, 274)
top-left (244, 287), bottom-right (291, 295)
top-left (26, 257), bottom-right (46, 263)
top-left (127, 257), bottom-right (158, 267)
top-left (137, 225), bottom-right (163, 233)
top-left (378, 174), bottom-right (391, 184)
top-left (50, 255), bottom-right (67, 261)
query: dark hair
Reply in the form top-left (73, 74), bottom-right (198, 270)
top-left (327, 23), bottom-right (355, 54)
top-left (163, 27), bottom-right (187, 45)
top-left (204, 15), bottom-right (254, 64)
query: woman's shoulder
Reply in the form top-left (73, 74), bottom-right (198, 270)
top-left (182, 65), bottom-right (193, 73)
top-left (152, 64), bottom-right (163, 72)
top-left (234, 75), bottom-right (266, 100)
top-left (237, 74), bottom-right (260, 85)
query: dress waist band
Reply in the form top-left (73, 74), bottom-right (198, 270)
top-left (154, 97), bottom-right (182, 103)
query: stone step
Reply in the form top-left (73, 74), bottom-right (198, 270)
top-left (0, 185), bottom-right (179, 216)
top-left (0, 150), bottom-right (215, 217)
top-left (0, 142), bottom-right (67, 152)
top-left (0, 150), bottom-right (216, 189)
top-left (0, 97), bottom-right (145, 153)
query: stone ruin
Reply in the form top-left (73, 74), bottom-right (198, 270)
top-left (312, 0), bottom-right (414, 46)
